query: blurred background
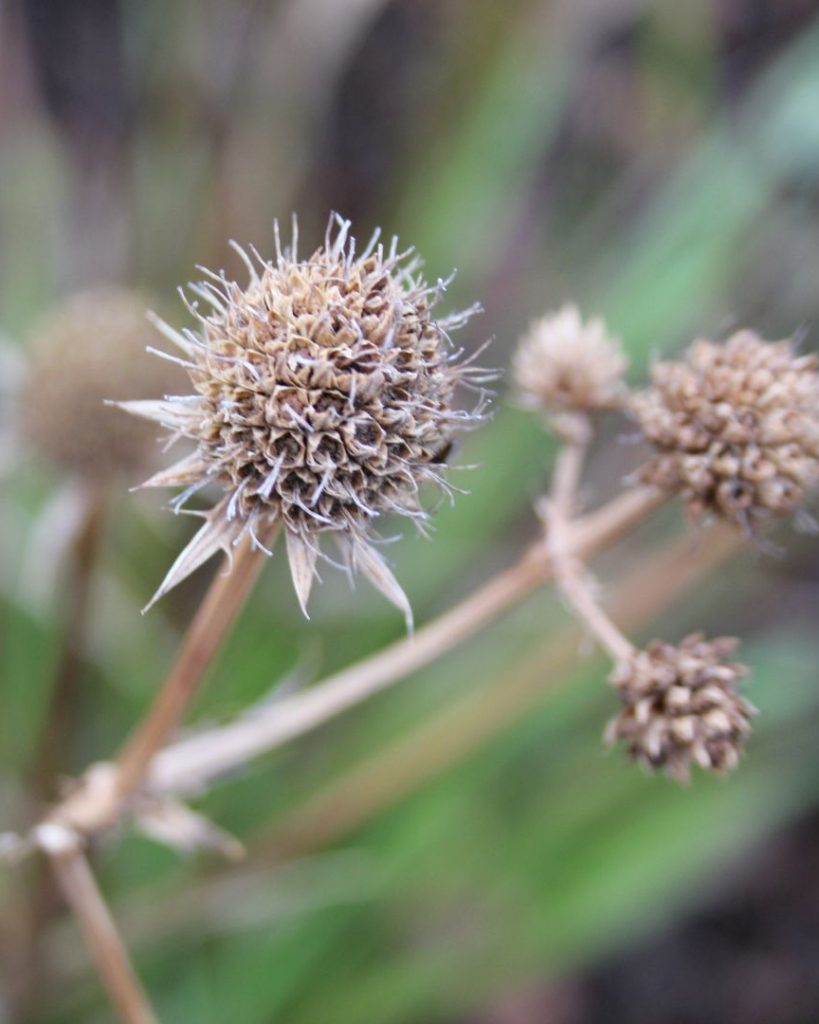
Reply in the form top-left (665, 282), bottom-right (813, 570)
top-left (2, 0), bottom-right (819, 1021)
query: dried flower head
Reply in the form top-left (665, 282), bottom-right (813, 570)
top-left (605, 634), bottom-right (754, 782)
top-left (513, 304), bottom-right (627, 414)
top-left (633, 330), bottom-right (819, 530)
top-left (22, 288), bottom-right (178, 482)
top-left (122, 215), bottom-right (488, 623)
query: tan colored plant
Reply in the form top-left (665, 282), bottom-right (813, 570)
top-left (6, 259), bottom-right (819, 1022)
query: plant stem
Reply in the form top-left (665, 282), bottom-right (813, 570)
top-left (40, 827), bottom-right (157, 1024)
top-left (115, 527), bottom-right (276, 803)
top-left (549, 412), bottom-right (591, 517)
top-left (546, 419), bottom-right (636, 663)
top-left (259, 524), bottom-right (739, 860)
top-left (149, 485), bottom-right (666, 796)
top-left (12, 485), bottom-right (108, 1019)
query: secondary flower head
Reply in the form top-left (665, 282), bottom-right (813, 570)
top-left (513, 304), bottom-right (627, 414)
top-left (22, 288), bottom-right (177, 482)
top-left (123, 215), bottom-right (488, 623)
top-left (633, 330), bottom-right (819, 530)
top-left (605, 634), bottom-right (754, 782)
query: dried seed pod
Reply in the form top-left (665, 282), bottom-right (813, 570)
top-left (633, 330), bottom-right (819, 530)
top-left (606, 634), bottom-right (754, 782)
top-left (513, 305), bottom-right (627, 414)
top-left (21, 288), bottom-right (179, 483)
top-left (122, 215), bottom-right (488, 622)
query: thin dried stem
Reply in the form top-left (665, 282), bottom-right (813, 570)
top-left (149, 485), bottom-right (666, 796)
top-left (545, 422), bottom-right (636, 663)
top-left (115, 525), bottom-right (278, 803)
top-left (548, 504), bottom-right (635, 662)
top-left (259, 523), bottom-right (740, 860)
top-left (549, 412), bottom-right (591, 517)
top-left (40, 826), bottom-right (156, 1024)
top-left (13, 486), bottom-right (109, 1017)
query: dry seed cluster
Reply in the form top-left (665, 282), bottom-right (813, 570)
top-left (125, 216), bottom-right (488, 619)
top-left (23, 288), bottom-right (177, 482)
top-left (606, 634), bottom-right (754, 782)
top-left (633, 330), bottom-right (819, 530)
top-left (513, 304), bottom-right (627, 414)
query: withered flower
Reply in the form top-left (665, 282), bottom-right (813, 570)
top-left (606, 634), bottom-right (754, 782)
top-left (513, 304), bottom-right (627, 414)
top-left (23, 289), bottom-right (176, 482)
top-left (633, 330), bottom-right (819, 530)
top-left (122, 216), bottom-right (488, 623)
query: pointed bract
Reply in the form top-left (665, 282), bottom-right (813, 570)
top-left (285, 529), bottom-right (318, 617)
top-left (143, 497), bottom-right (246, 612)
top-left (347, 538), bottom-right (414, 632)
top-left (138, 453), bottom-right (211, 491)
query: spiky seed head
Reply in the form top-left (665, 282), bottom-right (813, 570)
top-left (22, 288), bottom-right (179, 482)
top-left (605, 633), bottom-right (754, 782)
top-left (123, 215), bottom-right (488, 622)
top-left (633, 330), bottom-right (819, 530)
top-left (513, 304), bottom-right (627, 414)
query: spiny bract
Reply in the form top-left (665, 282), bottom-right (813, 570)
top-left (123, 215), bottom-right (489, 624)
top-left (606, 634), bottom-right (754, 783)
top-left (633, 330), bottom-right (819, 531)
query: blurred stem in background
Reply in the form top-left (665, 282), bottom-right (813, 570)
top-left (11, 485), bottom-right (109, 1018)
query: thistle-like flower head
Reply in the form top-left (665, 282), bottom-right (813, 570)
top-left (22, 288), bottom-right (177, 482)
top-left (513, 304), bottom-right (627, 414)
top-left (606, 634), bottom-right (754, 782)
top-left (123, 215), bottom-right (488, 623)
top-left (633, 330), bottom-right (819, 530)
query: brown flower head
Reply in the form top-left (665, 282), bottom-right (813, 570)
top-left (605, 634), bottom-right (754, 782)
top-left (22, 288), bottom-right (178, 482)
top-left (513, 304), bottom-right (627, 414)
top-left (122, 216), bottom-right (489, 623)
top-left (633, 330), bottom-right (819, 530)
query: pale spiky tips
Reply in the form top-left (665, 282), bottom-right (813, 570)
top-left (22, 288), bottom-right (184, 481)
top-left (605, 633), bottom-right (755, 782)
top-left (143, 497), bottom-right (246, 613)
top-left (127, 214), bottom-right (488, 621)
top-left (633, 330), bottom-right (819, 531)
top-left (513, 304), bottom-right (627, 414)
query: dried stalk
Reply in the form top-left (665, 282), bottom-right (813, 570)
top-left (39, 826), bottom-right (156, 1024)
top-left (255, 523), bottom-right (741, 860)
top-left (546, 418), bottom-right (635, 662)
top-left (11, 486), bottom-right (109, 1019)
top-left (115, 527), bottom-right (277, 803)
top-left (149, 484), bottom-right (667, 796)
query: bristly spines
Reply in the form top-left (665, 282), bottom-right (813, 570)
top-left (123, 214), bottom-right (491, 623)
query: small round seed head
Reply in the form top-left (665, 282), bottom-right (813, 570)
top-left (124, 215), bottom-right (488, 621)
top-left (605, 633), bottom-right (754, 782)
top-left (22, 288), bottom-right (177, 482)
top-left (513, 304), bottom-right (627, 414)
top-left (633, 330), bottom-right (819, 530)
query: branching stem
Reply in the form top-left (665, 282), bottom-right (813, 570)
top-left (115, 525), bottom-right (278, 803)
top-left (149, 484), bottom-right (665, 796)
top-left (545, 415), bottom-right (635, 663)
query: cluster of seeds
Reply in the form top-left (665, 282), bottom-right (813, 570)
top-left (513, 304), bottom-right (627, 415)
top-left (125, 216), bottom-right (489, 620)
top-left (633, 330), bottom-right (819, 531)
top-left (606, 634), bottom-right (754, 782)
top-left (23, 288), bottom-right (177, 482)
